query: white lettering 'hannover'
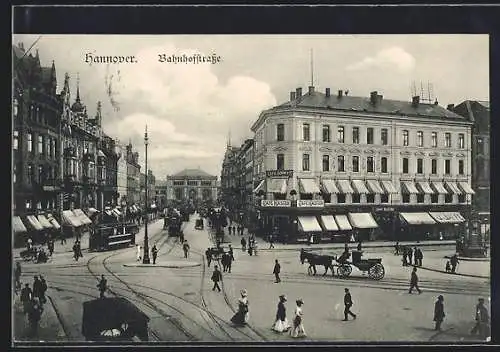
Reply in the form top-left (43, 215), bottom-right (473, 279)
top-left (85, 53), bottom-right (137, 66)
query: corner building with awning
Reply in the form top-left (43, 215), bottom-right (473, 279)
top-left (249, 85), bottom-right (474, 243)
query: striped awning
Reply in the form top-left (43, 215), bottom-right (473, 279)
top-left (46, 214), bottom-right (61, 230)
top-left (62, 210), bottom-right (83, 227)
top-left (26, 215), bottom-right (44, 231)
top-left (321, 179), bottom-right (340, 194)
top-left (334, 215), bottom-right (352, 231)
top-left (73, 209), bottom-right (93, 225)
top-left (87, 207), bottom-right (100, 216)
top-left (431, 182), bottom-right (448, 194)
top-left (458, 182), bottom-right (475, 195)
top-left (13, 216), bottom-right (27, 234)
top-left (445, 182), bottom-right (463, 195)
top-left (299, 178), bottom-right (321, 194)
top-left (381, 180), bottom-right (397, 194)
top-left (417, 181), bottom-right (434, 194)
top-left (320, 215), bottom-right (339, 231)
top-left (429, 212), bottom-right (466, 224)
top-left (298, 216), bottom-right (322, 232)
top-left (401, 181), bottom-right (419, 194)
top-left (366, 180), bottom-right (383, 194)
top-left (253, 180), bottom-right (265, 194)
top-left (267, 178), bottom-right (288, 194)
top-left (348, 213), bottom-right (378, 229)
top-left (337, 180), bottom-right (354, 194)
top-left (112, 208), bottom-right (122, 217)
top-left (37, 214), bottom-right (54, 229)
top-left (351, 180), bottom-right (369, 194)
top-left (400, 212), bottom-right (436, 225)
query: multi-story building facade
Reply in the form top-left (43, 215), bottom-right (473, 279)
top-left (139, 170), bottom-right (156, 207)
top-left (220, 144), bottom-right (240, 214)
top-left (101, 132), bottom-right (119, 207)
top-left (125, 143), bottom-right (141, 204)
top-left (13, 44), bottom-right (61, 216)
top-left (451, 100), bottom-right (490, 237)
top-left (166, 168), bottom-right (218, 205)
top-left (116, 142), bottom-right (128, 206)
top-left (155, 180), bottom-right (168, 209)
top-left (250, 86), bottom-right (474, 242)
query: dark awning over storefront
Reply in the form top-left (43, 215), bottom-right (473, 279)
top-left (429, 212), bottom-right (466, 223)
top-left (348, 213), bottom-right (378, 229)
top-left (400, 212), bottom-right (436, 225)
top-left (351, 180), bottom-right (369, 194)
top-left (13, 216), bottom-right (27, 234)
top-left (337, 180), bottom-right (354, 194)
top-left (321, 179), bottom-right (339, 194)
top-left (320, 215), bottom-right (339, 231)
top-left (299, 178), bottom-right (321, 194)
top-left (298, 216), bottom-right (322, 232)
top-left (334, 215), bottom-right (352, 231)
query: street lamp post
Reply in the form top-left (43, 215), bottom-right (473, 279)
top-left (143, 125), bottom-right (151, 264)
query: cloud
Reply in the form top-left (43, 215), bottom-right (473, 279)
top-left (346, 46), bottom-right (416, 72)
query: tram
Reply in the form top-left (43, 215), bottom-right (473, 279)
top-left (89, 209), bottom-right (139, 251)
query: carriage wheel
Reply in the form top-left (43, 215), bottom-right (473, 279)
top-left (337, 264), bottom-right (352, 278)
top-left (368, 263), bottom-right (385, 280)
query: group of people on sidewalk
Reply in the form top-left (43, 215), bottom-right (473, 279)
top-left (398, 245), bottom-right (424, 267)
top-left (16, 264), bottom-right (49, 338)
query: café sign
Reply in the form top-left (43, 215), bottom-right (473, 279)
top-left (297, 200), bottom-right (325, 208)
top-left (266, 170), bottom-right (293, 178)
top-left (261, 200), bottom-right (291, 207)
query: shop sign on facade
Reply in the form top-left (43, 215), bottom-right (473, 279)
top-left (261, 200), bottom-right (291, 207)
top-left (375, 207), bottom-right (394, 212)
top-left (297, 200), bottom-right (325, 208)
top-left (266, 170), bottom-right (293, 178)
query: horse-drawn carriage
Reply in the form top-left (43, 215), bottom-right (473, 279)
top-left (206, 247), bottom-right (225, 261)
top-left (195, 218), bottom-right (204, 230)
top-left (20, 246), bottom-right (49, 263)
top-left (299, 249), bottom-right (385, 280)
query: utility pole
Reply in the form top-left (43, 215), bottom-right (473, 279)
top-left (142, 125), bottom-right (151, 264)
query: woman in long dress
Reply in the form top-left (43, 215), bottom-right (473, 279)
top-left (290, 299), bottom-right (307, 338)
top-left (231, 289), bottom-right (249, 326)
top-left (272, 295), bottom-right (291, 333)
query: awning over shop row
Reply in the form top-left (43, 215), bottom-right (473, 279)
top-left (298, 213), bottom-right (379, 233)
top-left (13, 214), bottom-right (61, 233)
top-left (13, 216), bottom-right (27, 234)
top-left (299, 178), bottom-right (321, 194)
top-left (63, 210), bottom-right (83, 227)
top-left (400, 212), bottom-right (465, 225)
top-left (401, 181), bottom-right (475, 195)
top-left (298, 216), bottom-right (323, 232)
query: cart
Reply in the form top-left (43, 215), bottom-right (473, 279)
top-left (207, 247), bottom-right (224, 261)
top-left (82, 297), bottom-right (150, 341)
top-left (336, 250), bottom-right (385, 280)
top-left (195, 218), bottom-right (204, 230)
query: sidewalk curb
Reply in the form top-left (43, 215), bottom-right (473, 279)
top-left (444, 255), bottom-right (489, 262)
top-left (47, 295), bottom-right (69, 339)
top-left (418, 266), bottom-right (489, 279)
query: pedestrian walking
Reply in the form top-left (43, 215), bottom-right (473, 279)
top-left (60, 234), bottom-right (66, 245)
top-left (445, 260), bottom-right (451, 273)
top-left (471, 298), bottom-right (490, 338)
top-left (228, 226), bottom-right (232, 235)
top-left (290, 299), bottom-right (306, 338)
top-left (97, 275), bottom-right (107, 298)
top-left (27, 298), bottom-right (44, 338)
top-left (77, 240), bottom-right (83, 259)
top-left (27, 237), bottom-right (33, 251)
top-left (394, 241), bottom-right (400, 255)
top-left (20, 284), bottom-right (33, 315)
top-left (450, 254), bottom-right (459, 273)
top-left (272, 294), bottom-right (291, 333)
top-left (357, 241), bottom-right (362, 252)
top-left (206, 248), bottom-right (212, 267)
top-left (230, 289), bottom-right (249, 326)
top-left (409, 267), bottom-right (422, 294)
top-left (183, 240), bottom-right (190, 258)
top-left (417, 248), bottom-right (424, 267)
top-left (211, 265), bottom-right (222, 292)
top-left (32, 276), bottom-right (43, 301)
top-left (47, 238), bottom-right (54, 256)
top-left (273, 259), bottom-right (281, 283)
top-left (151, 244), bottom-right (158, 265)
top-left (343, 288), bottom-right (357, 321)
top-left (268, 235), bottom-right (275, 249)
top-left (39, 276), bottom-right (48, 304)
top-left (14, 262), bottom-right (22, 294)
top-left (408, 247), bottom-right (413, 265)
top-left (73, 241), bottom-right (80, 261)
top-left (241, 237), bottom-right (247, 251)
top-left (136, 244), bottom-right (142, 262)
top-left (433, 295), bottom-right (445, 331)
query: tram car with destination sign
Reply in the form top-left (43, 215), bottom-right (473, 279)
top-left (89, 209), bottom-right (139, 251)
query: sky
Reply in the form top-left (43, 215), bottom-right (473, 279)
top-left (12, 34), bottom-right (489, 180)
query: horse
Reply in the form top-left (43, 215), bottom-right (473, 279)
top-left (299, 249), bottom-right (335, 276)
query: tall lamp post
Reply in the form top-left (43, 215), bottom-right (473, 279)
top-left (142, 125), bottom-right (151, 264)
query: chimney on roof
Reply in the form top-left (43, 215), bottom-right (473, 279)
top-left (290, 91), bottom-right (296, 101)
top-left (338, 90), bottom-right (343, 98)
top-left (447, 103), bottom-right (455, 111)
top-left (412, 95), bottom-right (420, 107)
top-left (325, 88), bottom-right (331, 97)
top-left (308, 86), bottom-right (315, 94)
top-left (370, 91), bottom-right (378, 105)
top-left (296, 87), bottom-right (302, 98)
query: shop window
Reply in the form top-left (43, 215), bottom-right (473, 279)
top-left (431, 194), bottom-right (438, 203)
top-left (366, 194), bottom-right (375, 203)
top-left (417, 194), bottom-right (424, 203)
top-left (352, 194), bottom-right (360, 203)
top-left (402, 194), bottom-right (410, 203)
top-left (458, 194), bottom-right (466, 203)
top-left (445, 194), bottom-right (453, 203)
top-left (322, 193), bottom-right (331, 203)
top-left (337, 194), bottom-right (346, 203)
top-left (381, 194), bottom-right (389, 203)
